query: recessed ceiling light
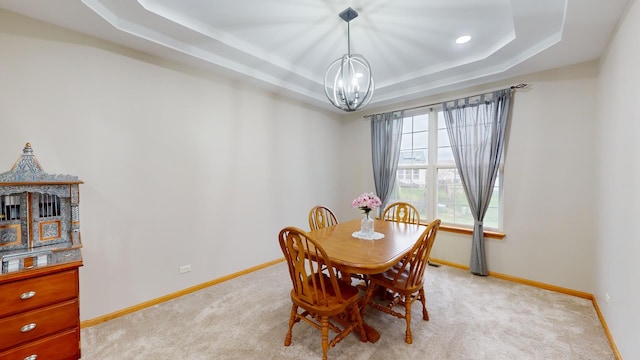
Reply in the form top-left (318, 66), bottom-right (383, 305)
top-left (456, 35), bottom-right (471, 44)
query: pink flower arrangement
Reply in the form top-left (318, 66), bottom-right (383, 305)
top-left (351, 192), bottom-right (382, 214)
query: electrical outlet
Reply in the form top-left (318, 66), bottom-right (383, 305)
top-left (605, 293), bottom-right (611, 305)
top-left (179, 264), bottom-right (191, 274)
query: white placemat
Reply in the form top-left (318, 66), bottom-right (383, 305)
top-left (351, 231), bottom-right (385, 240)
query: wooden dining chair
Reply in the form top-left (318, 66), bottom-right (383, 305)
top-left (382, 201), bottom-right (421, 224)
top-left (278, 227), bottom-right (367, 360)
top-left (308, 205), bottom-right (339, 231)
top-left (308, 205), bottom-right (364, 283)
top-left (361, 219), bottom-right (441, 344)
top-left (382, 201), bottom-right (425, 269)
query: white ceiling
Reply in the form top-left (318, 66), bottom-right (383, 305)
top-left (0, 0), bottom-right (630, 113)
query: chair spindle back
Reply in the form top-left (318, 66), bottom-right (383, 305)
top-left (308, 205), bottom-right (339, 231)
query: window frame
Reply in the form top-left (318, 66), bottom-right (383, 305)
top-left (390, 107), bottom-right (504, 232)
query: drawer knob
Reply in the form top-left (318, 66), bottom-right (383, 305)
top-left (24, 355), bottom-right (38, 360)
top-left (20, 291), bottom-right (36, 300)
top-left (20, 323), bottom-right (36, 333)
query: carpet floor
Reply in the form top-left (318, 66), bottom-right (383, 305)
top-left (81, 262), bottom-right (615, 359)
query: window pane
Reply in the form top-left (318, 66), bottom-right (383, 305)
top-left (413, 114), bottom-right (429, 132)
top-left (437, 128), bottom-right (450, 147)
top-left (480, 177), bottom-right (500, 229)
top-left (413, 131), bottom-right (428, 150)
top-left (402, 117), bottom-right (413, 134)
top-left (483, 181), bottom-right (500, 229)
top-left (399, 150), bottom-right (427, 166)
top-left (436, 168), bottom-right (500, 229)
top-left (437, 147), bottom-right (455, 165)
top-left (417, 150), bottom-right (428, 165)
top-left (392, 168), bottom-right (429, 217)
top-left (436, 115), bottom-right (453, 165)
top-left (437, 112), bottom-right (446, 128)
top-left (400, 134), bottom-right (412, 150)
top-left (436, 169), bottom-right (473, 226)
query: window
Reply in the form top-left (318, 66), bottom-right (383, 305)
top-left (388, 108), bottom-right (503, 230)
top-left (38, 194), bottom-right (61, 218)
top-left (0, 195), bottom-right (21, 221)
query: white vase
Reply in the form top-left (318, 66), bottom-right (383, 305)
top-left (360, 212), bottom-right (374, 235)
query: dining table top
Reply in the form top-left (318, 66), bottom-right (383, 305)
top-left (308, 218), bottom-right (427, 275)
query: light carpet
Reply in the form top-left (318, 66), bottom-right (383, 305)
top-left (81, 262), bottom-right (615, 359)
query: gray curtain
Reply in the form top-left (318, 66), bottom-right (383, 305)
top-left (370, 111), bottom-right (404, 216)
top-left (442, 89), bottom-right (511, 276)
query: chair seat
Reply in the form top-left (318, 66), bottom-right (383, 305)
top-left (369, 267), bottom-right (422, 295)
top-left (292, 273), bottom-right (361, 315)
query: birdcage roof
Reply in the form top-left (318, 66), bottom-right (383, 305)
top-left (0, 143), bottom-right (80, 183)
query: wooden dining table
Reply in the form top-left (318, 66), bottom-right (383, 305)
top-left (307, 218), bottom-right (428, 342)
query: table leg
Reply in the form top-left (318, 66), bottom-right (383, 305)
top-left (357, 281), bottom-right (388, 343)
top-left (362, 323), bottom-right (380, 343)
top-left (329, 312), bottom-right (380, 343)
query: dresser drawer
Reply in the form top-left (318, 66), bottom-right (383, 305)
top-left (0, 299), bottom-right (79, 350)
top-left (0, 269), bottom-right (78, 318)
top-left (0, 327), bottom-right (80, 360)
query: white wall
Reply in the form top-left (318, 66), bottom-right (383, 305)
top-left (340, 61), bottom-right (599, 293)
top-left (0, 10), bottom-right (344, 321)
top-left (595, 0), bottom-right (640, 358)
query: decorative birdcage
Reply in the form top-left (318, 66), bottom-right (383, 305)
top-left (0, 143), bottom-right (83, 273)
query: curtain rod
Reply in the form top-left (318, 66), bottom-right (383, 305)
top-left (362, 83), bottom-right (528, 118)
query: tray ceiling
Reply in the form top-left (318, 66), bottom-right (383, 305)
top-left (0, 0), bottom-right (630, 112)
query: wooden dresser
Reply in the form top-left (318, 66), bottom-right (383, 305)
top-left (1, 144), bottom-right (84, 360)
top-left (0, 261), bottom-right (82, 360)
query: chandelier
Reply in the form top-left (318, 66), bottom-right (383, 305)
top-left (324, 7), bottom-right (374, 112)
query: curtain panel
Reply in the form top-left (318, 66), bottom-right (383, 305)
top-left (442, 89), bottom-right (511, 276)
top-left (369, 111), bottom-right (404, 216)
